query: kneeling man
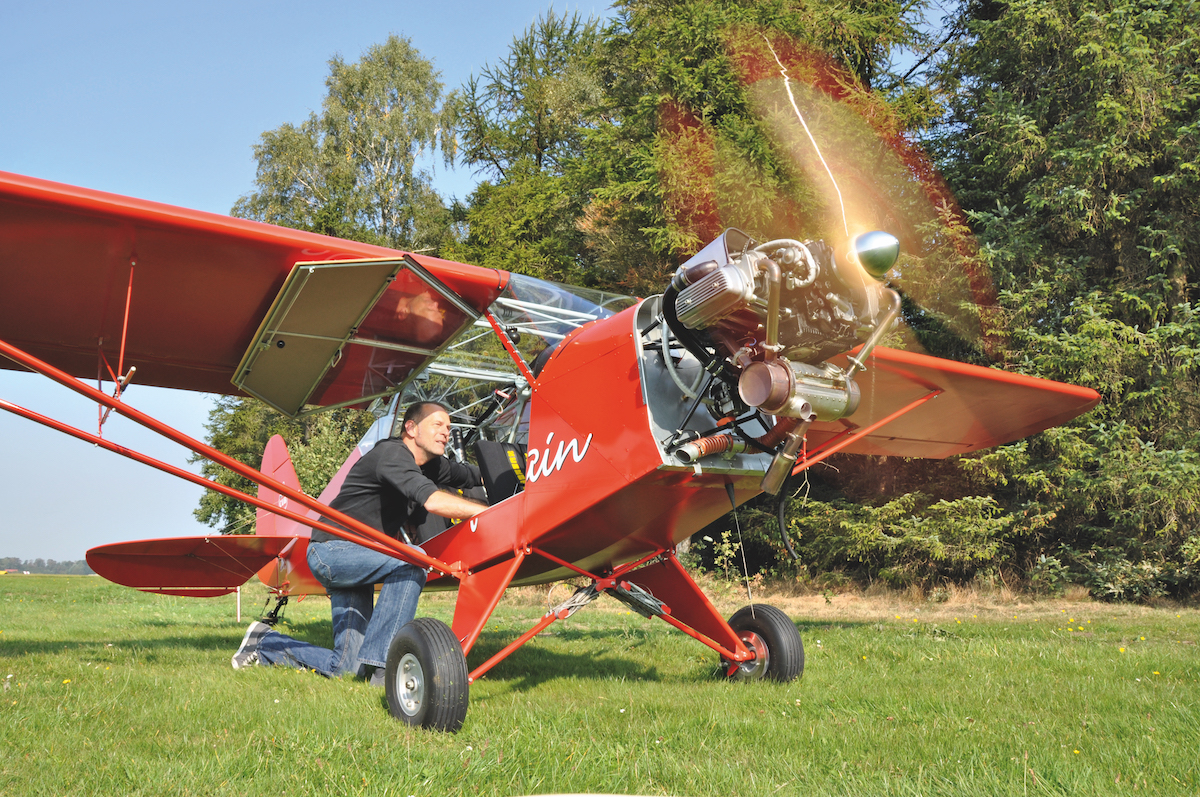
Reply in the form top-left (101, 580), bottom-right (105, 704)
top-left (232, 401), bottom-right (485, 684)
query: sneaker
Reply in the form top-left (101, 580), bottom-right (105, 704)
top-left (232, 621), bottom-right (269, 669)
top-left (369, 667), bottom-right (387, 688)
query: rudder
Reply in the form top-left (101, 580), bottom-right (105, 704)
top-left (256, 434), bottom-right (307, 538)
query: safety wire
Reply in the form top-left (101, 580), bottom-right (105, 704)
top-left (200, 542), bottom-right (266, 582)
top-left (216, 513), bottom-right (257, 536)
top-left (725, 484), bottom-right (755, 616)
top-left (778, 436), bottom-right (812, 560)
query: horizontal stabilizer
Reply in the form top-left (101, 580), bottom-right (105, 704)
top-left (87, 535), bottom-right (297, 597)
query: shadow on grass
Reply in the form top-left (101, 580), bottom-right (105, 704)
top-left (3, 608), bottom-right (871, 684)
top-left (1, 632), bottom-right (246, 657)
top-left (0, 619), bottom-right (337, 658)
top-left (464, 628), bottom-right (668, 691)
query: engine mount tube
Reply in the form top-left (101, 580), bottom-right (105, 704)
top-left (762, 256), bottom-right (781, 361)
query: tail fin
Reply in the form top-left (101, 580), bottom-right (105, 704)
top-left (255, 397), bottom-right (402, 538)
top-left (256, 435), bottom-right (308, 538)
top-left (252, 402), bottom-right (399, 595)
top-left (255, 435), bottom-right (321, 595)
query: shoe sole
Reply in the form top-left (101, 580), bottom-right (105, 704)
top-left (232, 623), bottom-right (266, 669)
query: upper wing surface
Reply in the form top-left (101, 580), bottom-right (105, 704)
top-left (807, 346), bottom-right (1101, 458)
top-left (0, 172), bottom-right (507, 406)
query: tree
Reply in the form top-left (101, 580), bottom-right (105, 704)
top-left (199, 36), bottom-right (458, 528)
top-left (576, 0), bottom-right (930, 292)
top-left (233, 35), bottom-right (457, 253)
top-left (726, 0), bottom-right (1200, 599)
top-left (444, 12), bottom-right (603, 285)
top-left (913, 0), bottom-right (1200, 598)
top-left (454, 12), bottom-right (602, 181)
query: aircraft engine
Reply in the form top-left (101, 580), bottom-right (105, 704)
top-left (660, 227), bottom-right (901, 493)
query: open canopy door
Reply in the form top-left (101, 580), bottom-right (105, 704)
top-left (234, 256), bottom-right (482, 416)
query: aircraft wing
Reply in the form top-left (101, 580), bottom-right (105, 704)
top-left (86, 535), bottom-right (300, 597)
top-left (0, 171), bottom-right (508, 414)
top-left (807, 346), bottom-right (1101, 459)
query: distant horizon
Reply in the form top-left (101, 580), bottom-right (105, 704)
top-left (1, 555), bottom-right (95, 576)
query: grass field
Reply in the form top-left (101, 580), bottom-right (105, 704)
top-left (1, 575), bottom-right (1196, 796)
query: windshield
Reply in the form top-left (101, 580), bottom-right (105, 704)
top-left (396, 274), bottom-right (636, 448)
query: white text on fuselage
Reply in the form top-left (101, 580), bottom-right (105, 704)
top-left (526, 431), bottom-right (593, 482)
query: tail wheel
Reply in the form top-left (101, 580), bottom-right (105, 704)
top-left (722, 604), bottom-right (804, 682)
top-left (384, 618), bottom-right (469, 732)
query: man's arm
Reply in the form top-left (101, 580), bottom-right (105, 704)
top-left (428, 458), bottom-right (482, 490)
top-left (424, 489), bottom-right (487, 520)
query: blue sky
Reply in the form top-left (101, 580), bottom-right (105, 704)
top-left (0, 0), bottom-right (612, 561)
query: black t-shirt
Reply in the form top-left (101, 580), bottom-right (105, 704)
top-left (310, 437), bottom-right (481, 544)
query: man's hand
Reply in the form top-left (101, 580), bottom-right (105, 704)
top-left (424, 490), bottom-right (487, 520)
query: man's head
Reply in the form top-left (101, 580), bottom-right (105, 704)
top-left (399, 401), bottom-right (453, 465)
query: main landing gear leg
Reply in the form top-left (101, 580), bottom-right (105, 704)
top-left (622, 553), bottom-right (804, 682)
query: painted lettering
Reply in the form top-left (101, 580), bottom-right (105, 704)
top-left (526, 431), bottom-right (593, 482)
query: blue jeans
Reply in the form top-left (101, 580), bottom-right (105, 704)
top-left (256, 539), bottom-right (426, 677)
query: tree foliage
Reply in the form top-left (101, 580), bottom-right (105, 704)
top-left (444, 12), bottom-right (602, 284)
top-left (233, 35), bottom-right (457, 253)
top-left (927, 0), bottom-right (1200, 597)
top-left (0, 558), bottom-right (93, 575)
top-left (455, 12), bottom-right (602, 180)
top-left (734, 0), bottom-right (1200, 599)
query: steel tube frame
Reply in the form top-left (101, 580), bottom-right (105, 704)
top-left (656, 612), bottom-right (744, 661)
top-left (0, 397), bottom-right (422, 568)
top-left (467, 611), bottom-right (558, 684)
top-left (467, 545), bottom-right (752, 681)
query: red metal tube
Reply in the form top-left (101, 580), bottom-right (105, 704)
top-left (0, 397), bottom-right (421, 563)
top-left (483, 310), bottom-right (538, 387)
top-left (467, 611), bottom-right (559, 684)
top-left (792, 389), bottom-right (943, 475)
top-left (528, 546), bottom-right (595, 579)
top-left (656, 612), bottom-right (747, 661)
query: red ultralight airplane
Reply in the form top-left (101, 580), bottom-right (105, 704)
top-left (0, 171), bottom-right (1099, 731)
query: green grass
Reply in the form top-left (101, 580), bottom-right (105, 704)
top-left (1, 576), bottom-right (1197, 796)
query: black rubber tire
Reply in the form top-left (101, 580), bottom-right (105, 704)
top-left (384, 617), bottom-right (469, 732)
top-left (723, 604), bottom-right (804, 682)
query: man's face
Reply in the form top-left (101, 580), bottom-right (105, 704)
top-left (404, 409), bottom-right (452, 463)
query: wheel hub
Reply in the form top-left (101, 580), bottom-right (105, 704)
top-left (727, 631), bottom-right (770, 680)
top-left (396, 653), bottom-right (425, 716)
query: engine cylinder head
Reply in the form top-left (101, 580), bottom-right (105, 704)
top-left (674, 262), bottom-right (756, 330)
